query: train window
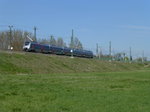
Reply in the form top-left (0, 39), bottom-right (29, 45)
top-left (25, 42), bottom-right (30, 45)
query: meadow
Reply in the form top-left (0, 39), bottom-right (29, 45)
top-left (0, 71), bottom-right (150, 112)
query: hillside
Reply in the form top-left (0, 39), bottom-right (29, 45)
top-left (0, 51), bottom-right (146, 74)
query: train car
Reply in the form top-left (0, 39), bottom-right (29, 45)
top-left (23, 41), bottom-right (31, 51)
top-left (84, 50), bottom-right (93, 58)
top-left (50, 46), bottom-right (64, 55)
top-left (73, 49), bottom-right (82, 57)
top-left (41, 44), bottom-right (50, 53)
top-left (72, 49), bottom-right (93, 58)
top-left (23, 41), bottom-right (93, 58)
top-left (63, 47), bottom-right (72, 56)
top-left (23, 42), bottom-right (50, 53)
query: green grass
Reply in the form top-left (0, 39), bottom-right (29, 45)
top-left (0, 51), bottom-right (150, 111)
top-left (0, 71), bottom-right (150, 112)
top-left (0, 51), bottom-right (147, 74)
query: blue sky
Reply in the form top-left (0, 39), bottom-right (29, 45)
top-left (0, 0), bottom-right (150, 58)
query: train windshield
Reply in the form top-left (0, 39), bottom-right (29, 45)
top-left (25, 42), bottom-right (30, 46)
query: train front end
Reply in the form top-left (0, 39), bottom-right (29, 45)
top-left (23, 42), bottom-right (31, 51)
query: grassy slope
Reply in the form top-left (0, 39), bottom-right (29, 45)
top-left (0, 51), bottom-right (146, 74)
top-left (0, 71), bottom-right (150, 112)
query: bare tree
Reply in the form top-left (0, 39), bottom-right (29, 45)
top-left (69, 36), bottom-right (83, 49)
top-left (56, 37), bottom-right (66, 47)
top-left (0, 30), bottom-right (33, 51)
top-left (49, 35), bottom-right (56, 46)
top-left (12, 30), bottom-right (24, 51)
top-left (73, 37), bottom-right (83, 49)
top-left (0, 31), bottom-right (10, 50)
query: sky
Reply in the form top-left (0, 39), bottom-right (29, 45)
top-left (0, 0), bottom-right (150, 58)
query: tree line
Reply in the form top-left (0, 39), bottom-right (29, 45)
top-left (0, 30), bottom-right (83, 51)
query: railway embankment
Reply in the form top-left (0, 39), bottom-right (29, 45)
top-left (0, 51), bottom-right (147, 74)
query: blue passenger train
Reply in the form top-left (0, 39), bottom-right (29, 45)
top-left (23, 41), bottom-right (93, 58)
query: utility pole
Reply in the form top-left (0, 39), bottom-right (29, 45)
top-left (70, 29), bottom-right (74, 58)
top-left (33, 26), bottom-right (37, 42)
top-left (8, 25), bottom-right (13, 50)
top-left (72, 29), bottom-right (74, 38)
top-left (109, 41), bottom-right (111, 56)
top-left (109, 41), bottom-right (112, 61)
top-left (129, 47), bottom-right (132, 62)
top-left (99, 46), bottom-right (102, 59)
top-left (70, 29), bottom-right (74, 48)
top-left (96, 43), bottom-right (99, 57)
top-left (112, 48), bottom-right (115, 61)
top-left (142, 50), bottom-right (144, 63)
